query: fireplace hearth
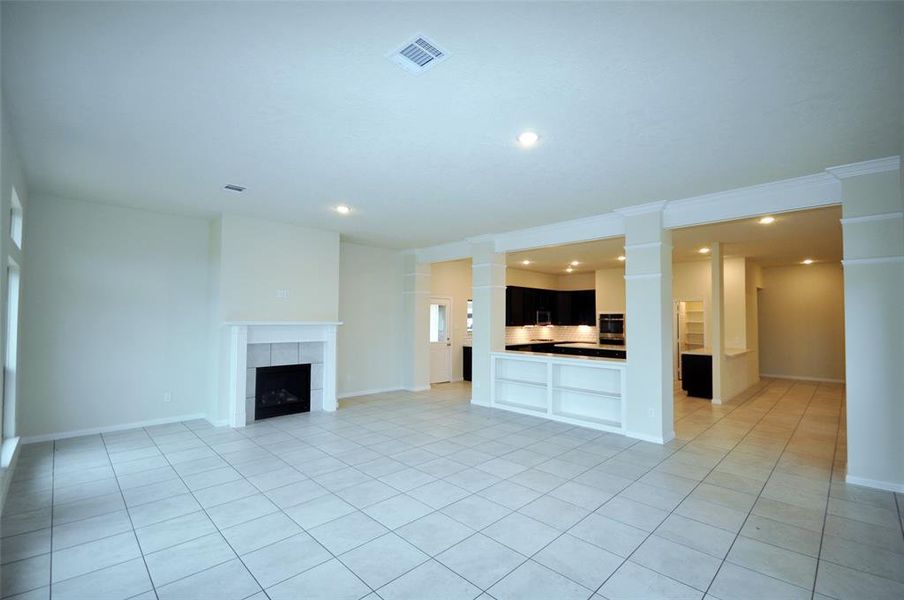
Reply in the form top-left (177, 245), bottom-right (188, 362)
top-left (255, 363), bottom-right (311, 420)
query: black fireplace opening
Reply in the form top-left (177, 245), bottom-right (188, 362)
top-left (255, 363), bottom-right (311, 420)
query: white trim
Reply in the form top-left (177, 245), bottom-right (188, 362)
top-left (471, 262), bottom-right (506, 270)
top-left (404, 385), bottom-right (432, 392)
top-left (471, 284), bottom-right (507, 290)
top-left (476, 212), bottom-right (624, 254)
top-left (759, 373), bottom-right (845, 384)
top-left (411, 156), bottom-right (896, 263)
top-left (20, 413), bottom-right (211, 444)
top-left (337, 386), bottom-right (403, 399)
top-left (623, 430), bottom-right (675, 445)
top-left (826, 156), bottom-right (900, 179)
top-left (0, 437), bottom-right (22, 512)
top-left (403, 272), bottom-right (432, 278)
top-left (839, 211), bottom-right (903, 225)
top-left (614, 200), bottom-right (668, 216)
top-left (845, 474), bottom-right (904, 493)
top-left (624, 241), bottom-right (665, 250)
top-left (663, 172), bottom-right (841, 230)
top-left (841, 256), bottom-right (904, 267)
top-left (415, 240), bottom-right (471, 264)
top-left (624, 273), bottom-right (662, 281)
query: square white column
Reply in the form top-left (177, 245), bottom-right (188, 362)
top-left (621, 206), bottom-right (674, 443)
top-left (470, 242), bottom-right (506, 406)
top-left (834, 164), bottom-right (904, 492)
top-left (402, 254), bottom-right (431, 392)
top-left (709, 242), bottom-right (726, 403)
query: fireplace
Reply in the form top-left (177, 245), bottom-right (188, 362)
top-left (254, 363), bottom-right (311, 420)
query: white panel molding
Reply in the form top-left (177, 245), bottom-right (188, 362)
top-left (841, 256), bottom-right (904, 267)
top-left (21, 414), bottom-right (211, 444)
top-left (411, 157), bottom-right (898, 259)
top-left (623, 273), bottom-right (662, 281)
top-left (839, 211), bottom-right (903, 225)
top-left (415, 240), bottom-right (471, 264)
top-left (613, 200), bottom-right (668, 217)
top-left (472, 212), bottom-right (625, 254)
top-left (624, 241), bottom-right (665, 250)
top-left (826, 156), bottom-right (901, 179)
top-left (663, 173), bottom-right (841, 229)
top-left (845, 474), bottom-right (904, 493)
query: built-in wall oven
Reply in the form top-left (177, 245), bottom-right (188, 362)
top-left (599, 313), bottom-right (625, 345)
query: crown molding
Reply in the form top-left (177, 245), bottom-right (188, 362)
top-left (825, 156), bottom-right (900, 180)
top-left (663, 172), bottom-right (840, 229)
top-left (839, 211), bottom-right (903, 225)
top-left (488, 212), bottom-right (624, 253)
top-left (614, 200), bottom-right (668, 217)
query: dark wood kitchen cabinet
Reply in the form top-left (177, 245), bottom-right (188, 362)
top-left (505, 286), bottom-right (595, 327)
top-left (463, 346), bottom-right (472, 381)
top-left (681, 352), bottom-right (712, 399)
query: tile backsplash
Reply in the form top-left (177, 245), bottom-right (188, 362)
top-left (504, 325), bottom-right (598, 345)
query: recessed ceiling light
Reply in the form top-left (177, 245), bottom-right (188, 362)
top-left (521, 260), bottom-right (531, 265)
top-left (570, 260), bottom-right (580, 266)
top-left (758, 216), bottom-right (775, 224)
top-left (224, 184), bottom-right (246, 193)
top-left (802, 258), bottom-right (814, 265)
top-left (617, 255), bottom-right (626, 261)
top-left (517, 131), bottom-right (539, 147)
top-left (565, 267), bottom-right (574, 273)
top-left (335, 205), bottom-right (351, 215)
top-left (698, 247), bottom-right (711, 254)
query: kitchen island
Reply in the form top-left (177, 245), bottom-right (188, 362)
top-left (490, 349), bottom-right (626, 434)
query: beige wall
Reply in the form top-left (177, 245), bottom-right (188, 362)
top-left (758, 263), bottom-right (845, 381)
top-left (595, 267), bottom-right (626, 314)
top-left (556, 272), bottom-right (595, 290)
top-left (337, 242), bottom-right (405, 396)
top-left (431, 259), bottom-right (472, 381)
top-left (506, 267), bottom-right (557, 289)
top-left (216, 214), bottom-right (340, 322)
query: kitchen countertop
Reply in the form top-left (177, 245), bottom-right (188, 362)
top-left (554, 342), bottom-right (627, 351)
top-left (681, 347), bottom-right (751, 358)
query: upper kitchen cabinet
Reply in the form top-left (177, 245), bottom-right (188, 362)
top-left (506, 286), bottom-right (595, 326)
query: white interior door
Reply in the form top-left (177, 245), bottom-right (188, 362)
top-left (429, 298), bottom-right (452, 384)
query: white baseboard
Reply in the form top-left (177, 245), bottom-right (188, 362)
top-left (760, 373), bottom-right (845, 384)
top-left (1, 436), bottom-right (22, 512)
top-left (21, 413), bottom-right (212, 444)
top-left (404, 386), bottom-right (432, 393)
top-left (845, 473), bottom-right (904, 493)
top-left (337, 386), bottom-right (403, 400)
top-left (624, 430), bottom-right (675, 445)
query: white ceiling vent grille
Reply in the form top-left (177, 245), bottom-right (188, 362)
top-left (388, 34), bottom-right (450, 75)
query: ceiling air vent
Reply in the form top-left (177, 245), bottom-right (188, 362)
top-left (224, 184), bottom-right (246, 193)
top-left (388, 34), bottom-right (450, 75)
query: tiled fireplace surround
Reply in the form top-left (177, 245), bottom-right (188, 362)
top-left (246, 342), bottom-right (325, 421)
top-left (223, 322), bottom-right (340, 427)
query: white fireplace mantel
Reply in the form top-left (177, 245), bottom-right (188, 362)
top-left (223, 321), bottom-right (341, 427)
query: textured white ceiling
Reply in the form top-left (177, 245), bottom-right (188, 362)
top-left (2, 2), bottom-right (900, 248)
top-left (507, 206), bottom-right (842, 273)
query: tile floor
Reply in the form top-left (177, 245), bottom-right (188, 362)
top-left (2, 379), bottom-right (903, 599)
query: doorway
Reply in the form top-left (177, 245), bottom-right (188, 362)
top-left (429, 297), bottom-right (452, 383)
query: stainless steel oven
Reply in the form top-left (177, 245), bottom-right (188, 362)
top-left (599, 313), bottom-right (625, 345)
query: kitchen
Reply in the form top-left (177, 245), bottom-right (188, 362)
top-left (434, 207), bottom-right (843, 434)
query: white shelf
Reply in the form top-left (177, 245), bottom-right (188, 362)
top-left (496, 377), bottom-right (546, 389)
top-left (552, 384), bottom-right (620, 400)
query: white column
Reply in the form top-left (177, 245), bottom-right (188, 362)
top-left (470, 242), bottom-right (506, 407)
top-left (710, 242), bottom-right (726, 404)
top-left (837, 166), bottom-right (904, 491)
top-left (402, 253), bottom-right (431, 392)
top-left (622, 208), bottom-right (674, 443)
